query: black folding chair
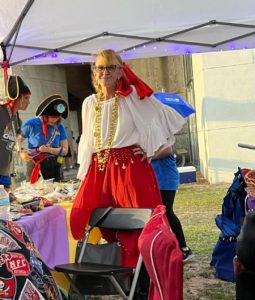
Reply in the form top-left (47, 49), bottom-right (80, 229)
top-left (55, 207), bottom-right (152, 300)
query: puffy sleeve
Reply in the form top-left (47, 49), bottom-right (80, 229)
top-left (77, 96), bottom-right (95, 180)
top-left (125, 89), bottom-right (186, 157)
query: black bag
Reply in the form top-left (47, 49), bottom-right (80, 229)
top-left (40, 157), bottom-right (62, 181)
top-left (75, 241), bottom-right (121, 265)
top-left (71, 241), bottom-right (130, 296)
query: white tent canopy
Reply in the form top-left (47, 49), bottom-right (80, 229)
top-left (1, 0), bottom-right (255, 66)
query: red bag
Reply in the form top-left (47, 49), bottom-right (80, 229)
top-left (138, 205), bottom-right (183, 300)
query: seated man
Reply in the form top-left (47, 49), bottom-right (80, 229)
top-left (0, 219), bottom-right (65, 300)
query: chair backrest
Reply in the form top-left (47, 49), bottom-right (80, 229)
top-left (72, 207), bottom-right (153, 297)
top-left (88, 207), bottom-right (113, 227)
top-left (90, 207), bottom-right (153, 230)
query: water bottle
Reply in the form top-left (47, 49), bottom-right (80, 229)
top-left (0, 185), bottom-right (11, 220)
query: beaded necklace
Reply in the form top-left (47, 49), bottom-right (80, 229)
top-left (94, 94), bottom-right (119, 171)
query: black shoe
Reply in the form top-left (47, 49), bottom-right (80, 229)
top-left (182, 247), bottom-right (194, 263)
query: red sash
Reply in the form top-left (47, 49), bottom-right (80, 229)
top-left (30, 154), bottom-right (48, 184)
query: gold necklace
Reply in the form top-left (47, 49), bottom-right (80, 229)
top-left (94, 94), bottom-right (119, 171)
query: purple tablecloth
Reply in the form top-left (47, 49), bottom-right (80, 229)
top-left (16, 205), bottom-right (69, 269)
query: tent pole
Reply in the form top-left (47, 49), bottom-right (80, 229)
top-left (1, 43), bottom-right (9, 82)
top-left (0, 43), bottom-right (8, 98)
top-left (1, 0), bottom-right (35, 68)
top-left (0, 43), bottom-right (7, 62)
top-left (213, 31), bottom-right (255, 47)
top-left (3, 0), bottom-right (35, 46)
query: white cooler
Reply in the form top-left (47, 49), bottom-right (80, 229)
top-left (177, 166), bottom-right (196, 184)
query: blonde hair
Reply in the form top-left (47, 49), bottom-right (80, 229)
top-left (91, 49), bottom-right (123, 99)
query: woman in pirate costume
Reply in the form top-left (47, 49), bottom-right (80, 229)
top-left (70, 50), bottom-right (186, 276)
top-left (19, 95), bottom-right (68, 183)
top-left (0, 75), bottom-right (31, 190)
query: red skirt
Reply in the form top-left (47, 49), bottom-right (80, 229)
top-left (70, 146), bottom-right (162, 266)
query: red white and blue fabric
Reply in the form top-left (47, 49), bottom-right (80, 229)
top-left (0, 219), bottom-right (62, 299)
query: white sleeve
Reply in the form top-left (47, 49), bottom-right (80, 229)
top-left (76, 96), bottom-right (95, 180)
top-left (125, 89), bottom-right (186, 157)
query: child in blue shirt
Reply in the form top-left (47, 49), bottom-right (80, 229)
top-left (19, 95), bottom-right (68, 183)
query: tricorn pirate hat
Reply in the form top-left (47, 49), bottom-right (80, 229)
top-left (35, 94), bottom-right (68, 119)
top-left (7, 75), bottom-right (31, 100)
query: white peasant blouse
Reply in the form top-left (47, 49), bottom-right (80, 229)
top-left (77, 87), bottom-right (186, 180)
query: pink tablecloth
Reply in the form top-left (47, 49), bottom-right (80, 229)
top-left (16, 205), bottom-right (69, 269)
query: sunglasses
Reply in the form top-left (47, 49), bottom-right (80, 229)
top-left (93, 64), bottom-right (121, 73)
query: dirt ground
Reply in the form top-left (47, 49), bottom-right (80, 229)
top-left (183, 255), bottom-right (235, 300)
top-left (89, 255), bottom-right (235, 300)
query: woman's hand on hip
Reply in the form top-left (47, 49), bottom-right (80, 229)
top-left (133, 147), bottom-right (147, 161)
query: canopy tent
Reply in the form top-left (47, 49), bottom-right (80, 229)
top-left (1, 0), bottom-right (255, 67)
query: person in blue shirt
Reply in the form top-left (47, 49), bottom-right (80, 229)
top-left (18, 94), bottom-right (69, 183)
top-left (151, 146), bottom-right (193, 262)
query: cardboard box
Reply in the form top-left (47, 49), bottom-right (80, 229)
top-left (178, 166), bottom-right (196, 184)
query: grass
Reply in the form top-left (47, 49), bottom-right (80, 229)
top-left (175, 183), bottom-right (227, 256)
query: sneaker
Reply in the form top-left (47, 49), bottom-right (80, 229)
top-left (182, 247), bottom-right (194, 263)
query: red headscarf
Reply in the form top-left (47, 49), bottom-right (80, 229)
top-left (116, 63), bottom-right (153, 99)
top-left (1, 92), bottom-right (31, 111)
top-left (1, 100), bottom-right (16, 111)
top-left (42, 116), bottom-right (60, 139)
top-left (42, 116), bottom-right (49, 140)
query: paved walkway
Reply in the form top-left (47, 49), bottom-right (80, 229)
top-left (62, 166), bottom-right (79, 181)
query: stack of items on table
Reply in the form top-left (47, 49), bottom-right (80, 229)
top-left (9, 180), bottom-right (79, 220)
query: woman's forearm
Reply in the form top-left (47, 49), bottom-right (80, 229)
top-left (152, 146), bottom-right (172, 160)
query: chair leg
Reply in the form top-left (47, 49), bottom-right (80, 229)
top-left (109, 275), bottom-right (128, 299)
top-left (128, 256), bottom-right (143, 300)
top-left (63, 273), bottom-right (84, 300)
